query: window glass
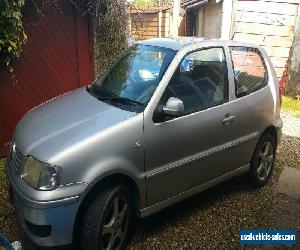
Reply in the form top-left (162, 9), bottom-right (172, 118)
top-left (230, 47), bottom-right (268, 97)
top-left (88, 45), bottom-right (176, 112)
top-left (157, 47), bottom-right (228, 119)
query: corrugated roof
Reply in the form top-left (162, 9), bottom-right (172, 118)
top-left (129, 0), bottom-right (212, 13)
top-left (181, 0), bottom-right (207, 8)
top-left (181, 0), bottom-right (223, 9)
top-left (129, 6), bottom-right (172, 14)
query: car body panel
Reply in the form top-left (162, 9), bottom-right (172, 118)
top-left (14, 88), bottom-right (136, 165)
top-left (144, 100), bottom-right (256, 205)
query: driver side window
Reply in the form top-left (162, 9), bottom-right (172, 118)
top-left (157, 47), bottom-right (228, 121)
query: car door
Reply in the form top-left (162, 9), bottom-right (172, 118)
top-left (144, 46), bottom-right (243, 206)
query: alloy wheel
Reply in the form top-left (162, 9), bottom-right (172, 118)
top-left (102, 197), bottom-right (129, 250)
top-left (256, 141), bottom-right (274, 181)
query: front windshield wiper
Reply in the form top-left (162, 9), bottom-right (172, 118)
top-left (87, 85), bottom-right (144, 107)
top-left (87, 85), bottom-right (112, 99)
top-left (110, 96), bottom-right (144, 106)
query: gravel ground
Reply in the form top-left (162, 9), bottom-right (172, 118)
top-left (280, 111), bottom-right (300, 170)
top-left (0, 111), bottom-right (299, 249)
top-left (0, 158), bottom-right (21, 244)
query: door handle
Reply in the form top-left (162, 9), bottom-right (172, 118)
top-left (222, 114), bottom-right (236, 125)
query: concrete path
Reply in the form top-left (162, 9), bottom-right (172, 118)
top-left (273, 170), bottom-right (300, 231)
top-left (273, 112), bottom-right (300, 241)
top-left (276, 167), bottom-right (300, 200)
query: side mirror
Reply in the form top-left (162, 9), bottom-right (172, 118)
top-left (163, 97), bottom-right (184, 116)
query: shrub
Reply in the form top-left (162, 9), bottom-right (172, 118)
top-left (0, 0), bottom-right (27, 70)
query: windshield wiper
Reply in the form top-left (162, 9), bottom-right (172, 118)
top-left (87, 85), bottom-right (144, 107)
top-left (87, 85), bottom-right (113, 100)
top-left (110, 96), bottom-right (144, 106)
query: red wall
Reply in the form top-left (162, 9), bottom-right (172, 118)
top-left (0, 1), bottom-right (93, 156)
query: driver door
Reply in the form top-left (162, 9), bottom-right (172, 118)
top-left (144, 47), bottom-right (240, 206)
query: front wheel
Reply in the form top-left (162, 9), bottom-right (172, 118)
top-left (81, 185), bottom-right (133, 250)
top-left (248, 133), bottom-right (276, 187)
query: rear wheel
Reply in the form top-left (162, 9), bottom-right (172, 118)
top-left (248, 133), bottom-right (276, 187)
top-left (81, 185), bottom-right (133, 250)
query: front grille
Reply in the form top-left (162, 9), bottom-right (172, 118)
top-left (10, 144), bottom-right (26, 174)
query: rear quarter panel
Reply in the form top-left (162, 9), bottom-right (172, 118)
top-left (226, 45), bottom-right (281, 167)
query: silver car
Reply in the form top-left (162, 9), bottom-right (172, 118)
top-left (7, 38), bottom-right (282, 249)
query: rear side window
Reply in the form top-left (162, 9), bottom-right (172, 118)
top-left (230, 47), bottom-right (268, 97)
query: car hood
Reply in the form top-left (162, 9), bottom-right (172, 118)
top-left (14, 87), bottom-right (137, 162)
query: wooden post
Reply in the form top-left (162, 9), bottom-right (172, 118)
top-left (158, 11), bottom-right (162, 38)
top-left (286, 4), bottom-right (300, 95)
top-left (172, 0), bottom-right (180, 38)
top-left (166, 12), bottom-right (171, 37)
top-left (221, 0), bottom-right (234, 40)
top-left (291, 5), bottom-right (300, 72)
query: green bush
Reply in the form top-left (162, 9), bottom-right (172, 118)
top-left (0, 0), bottom-right (27, 69)
top-left (89, 0), bottom-right (129, 75)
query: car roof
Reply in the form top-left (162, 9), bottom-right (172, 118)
top-left (138, 37), bottom-right (261, 51)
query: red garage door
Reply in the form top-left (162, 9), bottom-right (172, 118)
top-left (0, 1), bottom-right (93, 156)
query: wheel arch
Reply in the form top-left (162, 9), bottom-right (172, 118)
top-left (261, 125), bottom-right (278, 146)
top-left (73, 173), bottom-right (141, 244)
top-left (250, 125), bottom-right (277, 164)
top-left (251, 125), bottom-right (278, 166)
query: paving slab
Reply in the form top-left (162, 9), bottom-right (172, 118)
top-left (276, 167), bottom-right (300, 200)
top-left (273, 166), bottom-right (300, 237)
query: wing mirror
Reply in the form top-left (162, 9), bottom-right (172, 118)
top-left (163, 97), bottom-right (184, 116)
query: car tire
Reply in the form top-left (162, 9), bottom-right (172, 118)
top-left (81, 185), bottom-right (133, 250)
top-left (248, 133), bottom-right (276, 187)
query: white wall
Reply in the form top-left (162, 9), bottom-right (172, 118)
top-left (232, 0), bottom-right (299, 79)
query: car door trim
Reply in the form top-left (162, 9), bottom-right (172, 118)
top-left (141, 164), bottom-right (250, 218)
top-left (146, 132), bottom-right (258, 181)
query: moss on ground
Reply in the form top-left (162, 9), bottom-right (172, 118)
top-left (282, 95), bottom-right (300, 118)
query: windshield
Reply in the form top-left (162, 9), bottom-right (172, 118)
top-left (87, 45), bottom-right (176, 112)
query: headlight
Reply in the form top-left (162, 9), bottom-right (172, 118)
top-left (21, 156), bottom-right (61, 191)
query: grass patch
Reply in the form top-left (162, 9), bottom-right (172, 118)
top-left (282, 95), bottom-right (300, 118)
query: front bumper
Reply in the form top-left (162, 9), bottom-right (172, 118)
top-left (6, 158), bottom-right (87, 247)
top-left (12, 188), bottom-right (78, 247)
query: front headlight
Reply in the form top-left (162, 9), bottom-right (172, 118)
top-left (21, 156), bottom-right (61, 191)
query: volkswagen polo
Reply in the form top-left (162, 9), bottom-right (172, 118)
top-left (6, 38), bottom-right (282, 249)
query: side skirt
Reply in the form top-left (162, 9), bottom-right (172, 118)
top-left (139, 164), bottom-right (250, 218)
